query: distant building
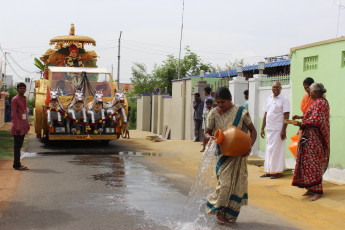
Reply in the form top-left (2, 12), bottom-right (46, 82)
top-left (1, 75), bottom-right (13, 91)
top-left (119, 83), bottom-right (134, 93)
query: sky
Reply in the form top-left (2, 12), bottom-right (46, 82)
top-left (0, 0), bottom-right (343, 83)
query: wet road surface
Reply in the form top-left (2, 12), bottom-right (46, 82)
top-left (0, 137), bottom-right (299, 229)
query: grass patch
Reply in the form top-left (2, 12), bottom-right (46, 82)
top-left (28, 115), bottom-right (34, 123)
top-left (0, 131), bottom-right (14, 160)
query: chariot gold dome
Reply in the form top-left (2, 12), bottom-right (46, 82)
top-left (49, 24), bottom-right (96, 48)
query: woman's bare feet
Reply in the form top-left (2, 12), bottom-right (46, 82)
top-left (310, 194), bottom-right (323, 201)
top-left (216, 211), bottom-right (233, 226)
top-left (302, 190), bottom-right (314, 196)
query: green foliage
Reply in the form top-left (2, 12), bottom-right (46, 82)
top-left (0, 131), bottom-right (14, 160)
top-left (34, 58), bottom-right (44, 71)
top-left (27, 97), bottom-right (35, 115)
top-left (126, 92), bottom-right (137, 129)
top-left (130, 46), bottom-right (216, 95)
top-left (128, 46), bottom-right (216, 126)
top-left (130, 63), bottom-right (155, 95)
top-left (7, 85), bottom-right (17, 103)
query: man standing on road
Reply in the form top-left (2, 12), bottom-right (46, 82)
top-left (260, 81), bottom-right (290, 179)
top-left (11, 82), bottom-right (30, 171)
top-left (193, 93), bottom-right (204, 142)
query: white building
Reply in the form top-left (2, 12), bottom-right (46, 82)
top-left (1, 75), bottom-right (13, 90)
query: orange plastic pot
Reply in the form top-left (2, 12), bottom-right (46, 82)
top-left (289, 134), bottom-right (298, 158)
top-left (214, 125), bottom-right (251, 156)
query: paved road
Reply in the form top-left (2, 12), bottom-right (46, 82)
top-left (0, 136), bottom-right (299, 230)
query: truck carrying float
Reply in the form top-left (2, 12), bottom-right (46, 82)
top-left (33, 24), bottom-right (127, 144)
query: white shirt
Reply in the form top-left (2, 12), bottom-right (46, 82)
top-left (203, 95), bottom-right (213, 112)
top-left (263, 93), bottom-right (290, 131)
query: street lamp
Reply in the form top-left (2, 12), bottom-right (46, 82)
top-left (258, 61), bottom-right (265, 74)
top-left (236, 65), bottom-right (243, 77)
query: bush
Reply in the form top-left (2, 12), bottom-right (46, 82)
top-left (27, 97), bottom-right (35, 115)
top-left (127, 94), bottom-right (137, 130)
top-left (7, 85), bottom-right (17, 103)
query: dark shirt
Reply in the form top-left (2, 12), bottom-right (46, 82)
top-left (193, 100), bottom-right (204, 120)
top-left (5, 99), bottom-right (11, 122)
top-left (72, 58), bottom-right (79, 67)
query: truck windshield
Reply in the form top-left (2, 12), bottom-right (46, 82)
top-left (50, 72), bottom-right (112, 97)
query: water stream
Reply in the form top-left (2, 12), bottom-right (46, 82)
top-left (180, 140), bottom-right (219, 229)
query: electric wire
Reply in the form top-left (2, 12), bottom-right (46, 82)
top-left (7, 53), bottom-right (39, 74)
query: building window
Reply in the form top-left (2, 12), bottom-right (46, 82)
top-left (342, 51), bottom-right (345, 68)
top-left (25, 78), bottom-right (30, 83)
top-left (303, 56), bottom-right (318, 71)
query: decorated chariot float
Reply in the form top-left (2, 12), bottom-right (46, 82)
top-left (33, 24), bottom-right (127, 144)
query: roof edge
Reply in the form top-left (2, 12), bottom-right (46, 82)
top-left (289, 36), bottom-right (345, 57)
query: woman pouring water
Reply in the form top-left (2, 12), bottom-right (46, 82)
top-left (203, 87), bottom-right (257, 226)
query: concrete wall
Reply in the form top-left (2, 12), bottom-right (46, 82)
top-left (290, 38), bottom-right (345, 182)
top-left (229, 76), bottom-right (248, 106)
top-left (136, 77), bottom-right (238, 141)
top-left (136, 97), bottom-right (143, 130)
top-left (136, 95), bottom-right (151, 131)
top-left (170, 80), bottom-right (185, 140)
top-left (156, 94), bottom-right (168, 135)
top-left (184, 79), bottom-right (193, 140)
top-left (151, 94), bottom-right (159, 133)
top-left (162, 96), bottom-right (172, 136)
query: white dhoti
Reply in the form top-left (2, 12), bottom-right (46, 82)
top-left (264, 130), bottom-right (285, 173)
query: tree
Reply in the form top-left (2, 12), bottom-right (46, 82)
top-left (128, 47), bottom-right (216, 128)
top-left (220, 59), bottom-right (256, 72)
top-left (27, 97), bottom-right (35, 115)
top-left (150, 46), bottom-right (216, 94)
top-left (130, 46), bottom-right (216, 95)
top-left (7, 85), bottom-right (18, 103)
top-left (223, 59), bottom-right (244, 71)
top-left (130, 63), bottom-right (155, 95)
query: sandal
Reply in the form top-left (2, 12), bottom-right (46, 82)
top-left (260, 173), bottom-right (271, 178)
top-left (270, 173), bottom-right (283, 179)
top-left (216, 212), bottom-right (233, 226)
top-left (14, 165), bottom-right (29, 171)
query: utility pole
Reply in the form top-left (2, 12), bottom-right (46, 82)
top-left (4, 52), bottom-right (8, 79)
top-left (117, 31), bottom-right (122, 87)
top-left (177, 0), bottom-right (185, 79)
top-left (111, 64), bottom-right (114, 78)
